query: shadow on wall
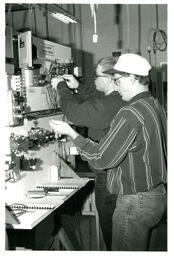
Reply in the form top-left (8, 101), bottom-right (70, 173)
top-left (82, 51), bottom-right (95, 87)
top-left (72, 48), bottom-right (95, 88)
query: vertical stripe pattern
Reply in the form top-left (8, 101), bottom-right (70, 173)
top-left (74, 92), bottom-right (167, 195)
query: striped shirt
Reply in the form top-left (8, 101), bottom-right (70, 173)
top-left (73, 91), bottom-right (167, 195)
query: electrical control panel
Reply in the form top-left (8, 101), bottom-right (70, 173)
top-left (18, 32), bottom-right (73, 115)
top-left (18, 31), bottom-right (72, 69)
top-left (6, 31), bottom-right (82, 126)
top-left (4, 30), bottom-right (79, 184)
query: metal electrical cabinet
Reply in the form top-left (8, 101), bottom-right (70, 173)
top-left (18, 31), bottom-right (71, 69)
top-left (18, 31), bottom-right (72, 114)
top-left (5, 30), bottom-right (73, 126)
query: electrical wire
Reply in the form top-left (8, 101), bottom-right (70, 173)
top-left (90, 4), bottom-right (98, 40)
top-left (46, 85), bottom-right (59, 109)
top-left (156, 5), bottom-right (159, 30)
top-left (126, 5), bottom-right (130, 51)
top-left (93, 7), bottom-right (97, 34)
top-left (151, 5), bottom-right (167, 53)
top-left (152, 29), bottom-right (167, 53)
top-left (138, 5), bottom-right (141, 54)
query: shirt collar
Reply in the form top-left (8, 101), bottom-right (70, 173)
top-left (129, 91), bottom-right (152, 104)
top-left (109, 91), bottom-right (120, 96)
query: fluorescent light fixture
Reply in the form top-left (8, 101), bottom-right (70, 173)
top-left (37, 4), bottom-right (80, 25)
top-left (50, 12), bottom-right (78, 24)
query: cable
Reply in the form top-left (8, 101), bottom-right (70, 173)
top-left (126, 5), bottom-right (130, 51)
top-left (90, 4), bottom-right (98, 43)
top-left (151, 5), bottom-right (167, 53)
top-left (46, 86), bottom-right (54, 108)
top-left (138, 5), bottom-right (141, 55)
top-left (93, 7), bottom-right (97, 34)
top-left (152, 29), bottom-right (167, 53)
top-left (46, 85), bottom-right (59, 109)
top-left (156, 4), bottom-right (159, 30)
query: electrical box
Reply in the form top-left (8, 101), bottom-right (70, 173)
top-left (5, 31), bottom-right (74, 126)
top-left (33, 36), bottom-right (71, 61)
top-left (18, 31), bottom-right (32, 68)
top-left (6, 31), bottom-right (82, 126)
top-left (18, 31), bottom-right (72, 71)
top-left (17, 31), bottom-right (72, 114)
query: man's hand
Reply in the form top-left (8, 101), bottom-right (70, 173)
top-left (51, 76), bottom-right (65, 90)
top-left (49, 120), bottom-right (79, 140)
top-left (62, 74), bottom-right (79, 89)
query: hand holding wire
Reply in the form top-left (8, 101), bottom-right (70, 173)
top-left (51, 76), bottom-right (65, 90)
top-left (62, 74), bottom-right (79, 89)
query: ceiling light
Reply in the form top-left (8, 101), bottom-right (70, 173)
top-left (50, 12), bottom-right (78, 24)
top-left (36, 4), bottom-right (80, 25)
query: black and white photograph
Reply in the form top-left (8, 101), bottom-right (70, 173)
top-left (1, 0), bottom-right (171, 254)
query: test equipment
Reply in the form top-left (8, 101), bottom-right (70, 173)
top-left (6, 30), bottom-right (81, 126)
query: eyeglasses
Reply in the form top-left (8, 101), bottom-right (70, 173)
top-left (114, 75), bottom-right (125, 85)
top-left (94, 75), bottom-right (109, 79)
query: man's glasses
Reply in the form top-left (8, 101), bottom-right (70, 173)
top-left (114, 75), bottom-right (125, 85)
top-left (94, 75), bottom-right (109, 79)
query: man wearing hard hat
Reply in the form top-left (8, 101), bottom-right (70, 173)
top-left (50, 53), bottom-right (167, 251)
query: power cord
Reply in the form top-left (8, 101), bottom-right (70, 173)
top-left (152, 29), bottom-right (167, 53)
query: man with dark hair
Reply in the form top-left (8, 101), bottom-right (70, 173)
top-left (51, 56), bottom-right (126, 250)
top-left (50, 53), bottom-right (167, 251)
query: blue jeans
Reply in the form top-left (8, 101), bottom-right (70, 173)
top-left (112, 184), bottom-right (167, 251)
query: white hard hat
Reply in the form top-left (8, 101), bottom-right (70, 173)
top-left (104, 53), bottom-right (151, 76)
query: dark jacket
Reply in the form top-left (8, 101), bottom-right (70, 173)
top-left (57, 81), bottom-right (125, 141)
